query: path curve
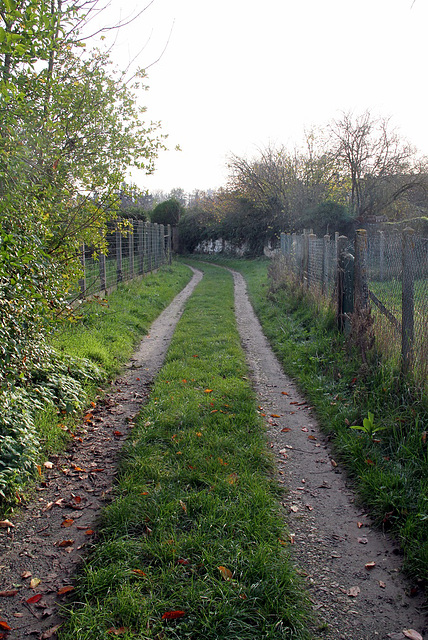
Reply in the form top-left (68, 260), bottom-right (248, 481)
top-left (231, 268), bottom-right (426, 640)
top-left (0, 266), bottom-right (203, 640)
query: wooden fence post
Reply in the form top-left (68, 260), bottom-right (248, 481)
top-left (322, 234), bottom-right (330, 296)
top-left (379, 230), bottom-right (385, 282)
top-left (167, 224), bottom-right (172, 264)
top-left (302, 231), bottom-right (309, 287)
top-left (402, 227), bottom-right (415, 374)
top-left (307, 233), bottom-right (316, 289)
top-left (354, 229), bottom-right (369, 312)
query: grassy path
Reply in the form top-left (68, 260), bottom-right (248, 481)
top-left (60, 262), bottom-right (310, 639)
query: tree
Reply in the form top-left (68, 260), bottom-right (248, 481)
top-left (327, 110), bottom-right (428, 221)
top-left (151, 198), bottom-right (184, 226)
top-left (0, 0), bottom-right (165, 386)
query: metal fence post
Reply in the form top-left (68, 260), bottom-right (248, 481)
top-left (99, 253), bottom-right (106, 291)
top-left (78, 243), bottom-right (86, 299)
top-left (402, 227), bottom-right (415, 374)
top-left (129, 223), bottom-right (134, 279)
top-left (116, 225), bottom-right (123, 284)
top-left (337, 235), bottom-right (354, 332)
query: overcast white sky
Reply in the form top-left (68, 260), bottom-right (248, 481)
top-left (90, 0), bottom-right (428, 195)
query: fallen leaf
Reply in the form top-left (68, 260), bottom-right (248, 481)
top-left (379, 581), bottom-right (386, 588)
top-left (204, 389), bottom-right (213, 393)
top-left (161, 611), bottom-right (185, 620)
top-left (218, 566), bottom-right (232, 580)
top-left (177, 559), bottom-right (189, 565)
top-left (227, 472), bottom-right (238, 485)
top-left (365, 561), bottom-right (376, 570)
top-left (26, 594), bottom-right (43, 604)
top-left (357, 522), bottom-right (364, 528)
top-left (44, 461), bottom-right (54, 469)
top-left (58, 539), bottom-right (74, 547)
top-left (308, 435), bottom-right (317, 441)
top-left (0, 520), bottom-right (14, 528)
top-left (281, 427), bottom-right (291, 432)
top-left (0, 621), bottom-right (11, 632)
top-left (131, 569), bottom-right (147, 576)
top-left (29, 578), bottom-right (41, 589)
top-left (358, 537), bottom-right (368, 545)
top-left (347, 586), bottom-right (360, 597)
top-left (21, 571), bottom-right (32, 579)
top-left (289, 505), bottom-right (299, 512)
top-left (61, 519), bottom-right (74, 528)
top-left (36, 465), bottom-right (42, 476)
top-left (289, 533), bottom-right (295, 544)
top-left (113, 431), bottom-right (123, 437)
top-left (0, 591), bottom-right (18, 598)
top-left (403, 631), bottom-right (423, 640)
top-left (107, 628), bottom-right (129, 636)
top-left (330, 459), bottom-right (338, 468)
top-left (281, 391), bottom-right (289, 395)
top-left (85, 529), bottom-right (95, 536)
top-left (195, 432), bottom-right (202, 437)
top-left (179, 500), bottom-right (187, 514)
top-left (365, 458), bottom-right (375, 465)
top-left (57, 586), bottom-right (74, 595)
top-left (270, 414), bottom-right (281, 418)
top-left (301, 427), bottom-right (308, 432)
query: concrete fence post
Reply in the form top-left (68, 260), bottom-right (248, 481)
top-left (322, 234), bottom-right (330, 296)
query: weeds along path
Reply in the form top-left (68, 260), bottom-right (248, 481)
top-left (232, 267), bottom-right (427, 640)
top-left (0, 267), bottom-right (202, 640)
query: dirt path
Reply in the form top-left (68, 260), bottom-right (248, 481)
top-left (232, 268), bottom-right (426, 640)
top-left (0, 265), bottom-right (426, 640)
top-left (0, 267), bottom-right (202, 640)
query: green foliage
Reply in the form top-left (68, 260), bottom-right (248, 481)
top-left (350, 411), bottom-right (386, 439)
top-left (151, 198), bottom-right (184, 226)
top-left (301, 201), bottom-right (352, 236)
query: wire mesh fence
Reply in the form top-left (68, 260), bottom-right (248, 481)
top-left (280, 228), bottom-right (428, 387)
top-left (77, 221), bottom-right (172, 300)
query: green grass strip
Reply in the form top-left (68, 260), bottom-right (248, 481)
top-left (60, 263), bottom-right (310, 640)
top-left (52, 262), bottom-right (193, 379)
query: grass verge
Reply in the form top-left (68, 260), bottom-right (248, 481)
top-left (0, 262), bottom-right (192, 511)
top-left (197, 256), bottom-right (427, 588)
top-left (59, 262), bottom-right (311, 640)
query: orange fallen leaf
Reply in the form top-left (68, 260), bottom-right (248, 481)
top-left (357, 521), bottom-right (364, 528)
top-left (281, 391), bottom-right (289, 395)
top-left (204, 389), bottom-right (213, 393)
top-left (218, 566), bottom-right (232, 580)
top-left (270, 414), bottom-right (281, 418)
top-left (227, 472), bottom-right (238, 485)
top-left (85, 529), bottom-right (95, 535)
top-left (58, 539), bottom-right (74, 547)
top-left (36, 465), bottom-right (42, 476)
top-left (281, 427), bottom-right (291, 432)
top-left (131, 569), bottom-right (147, 576)
top-left (114, 431), bottom-right (123, 437)
top-left (195, 432), bottom-right (202, 437)
top-left (26, 594), bottom-right (42, 604)
top-left (179, 500), bottom-right (187, 514)
top-left (161, 611), bottom-right (185, 620)
top-left (308, 435), bottom-right (317, 441)
top-left (57, 586), bottom-right (75, 595)
top-left (61, 519), bottom-right (74, 528)
top-left (0, 621), bottom-right (11, 632)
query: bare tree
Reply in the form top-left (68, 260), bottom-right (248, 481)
top-left (327, 110), bottom-right (428, 221)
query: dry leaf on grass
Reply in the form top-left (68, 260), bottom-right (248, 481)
top-left (403, 630), bottom-right (423, 640)
top-left (218, 566), bottom-right (232, 580)
top-left (161, 611), bottom-right (185, 620)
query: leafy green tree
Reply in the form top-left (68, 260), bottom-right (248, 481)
top-left (151, 198), bottom-right (184, 226)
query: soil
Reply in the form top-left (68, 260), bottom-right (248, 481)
top-left (0, 264), bottom-right (426, 640)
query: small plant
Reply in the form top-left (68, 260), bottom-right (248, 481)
top-left (350, 411), bottom-right (386, 439)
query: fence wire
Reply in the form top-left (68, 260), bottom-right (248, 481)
top-left (280, 229), bottom-right (428, 387)
top-left (77, 221), bottom-right (171, 301)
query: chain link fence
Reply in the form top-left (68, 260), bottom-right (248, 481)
top-left (78, 220), bottom-right (172, 299)
top-left (280, 228), bottom-right (428, 387)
